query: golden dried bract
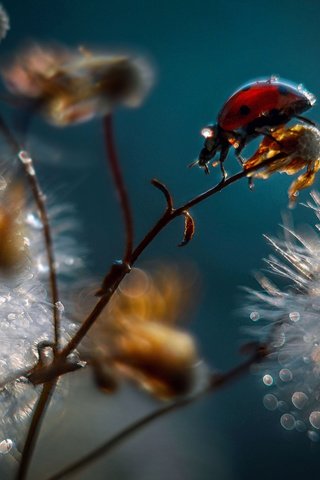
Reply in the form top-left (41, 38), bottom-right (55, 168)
top-left (244, 124), bottom-right (320, 206)
top-left (113, 321), bottom-right (197, 399)
top-left (84, 266), bottom-right (200, 399)
top-left (2, 44), bottom-right (153, 125)
top-left (0, 183), bottom-right (27, 271)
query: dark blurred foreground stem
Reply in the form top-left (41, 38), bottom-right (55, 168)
top-left (47, 346), bottom-right (267, 480)
top-left (16, 381), bottom-right (56, 480)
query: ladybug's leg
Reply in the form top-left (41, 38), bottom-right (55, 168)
top-left (219, 146), bottom-right (228, 180)
top-left (234, 138), bottom-right (247, 166)
top-left (234, 136), bottom-right (255, 189)
top-left (295, 115), bottom-right (316, 127)
top-left (248, 177), bottom-right (255, 190)
top-left (254, 127), bottom-right (284, 150)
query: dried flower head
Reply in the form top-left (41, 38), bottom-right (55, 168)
top-left (84, 266), bottom-right (200, 399)
top-left (246, 192), bottom-right (320, 441)
top-left (2, 44), bottom-right (153, 125)
top-left (244, 124), bottom-right (320, 206)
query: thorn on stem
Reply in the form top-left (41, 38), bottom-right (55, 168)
top-left (151, 178), bottom-right (174, 212)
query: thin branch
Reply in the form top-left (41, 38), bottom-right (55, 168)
top-left (15, 381), bottom-right (56, 480)
top-left (0, 119), bottom-right (62, 480)
top-left (46, 346), bottom-right (267, 480)
top-left (0, 119), bottom-right (61, 351)
top-left (103, 115), bottom-right (134, 264)
top-left (19, 151), bottom-right (61, 351)
top-left (60, 151), bottom-right (289, 358)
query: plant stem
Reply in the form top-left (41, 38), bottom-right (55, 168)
top-left (19, 151), bottom-right (61, 351)
top-left (16, 381), bottom-right (56, 480)
top-left (0, 119), bottom-right (61, 479)
top-left (61, 151), bottom-right (287, 357)
top-left (46, 347), bottom-right (266, 480)
top-left (103, 115), bottom-right (134, 264)
top-left (0, 118), bottom-right (61, 351)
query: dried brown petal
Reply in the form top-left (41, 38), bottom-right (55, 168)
top-left (179, 210), bottom-right (195, 247)
top-left (244, 124), bottom-right (320, 205)
top-left (114, 321), bottom-right (198, 399)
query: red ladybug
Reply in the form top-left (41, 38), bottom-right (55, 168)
top-left (196, 77), bottom-right (316, 176)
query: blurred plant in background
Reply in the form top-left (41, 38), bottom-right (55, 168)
top-left (0, 2), bottom-right (320, 480)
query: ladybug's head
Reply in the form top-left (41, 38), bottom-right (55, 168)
top-left (198, 124), bottom-right (221, 168)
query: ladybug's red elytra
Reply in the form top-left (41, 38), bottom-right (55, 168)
top-left (195, 77), bottom-right (316, 176)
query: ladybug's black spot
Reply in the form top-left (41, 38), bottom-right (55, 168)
top-left (239, 105), bottom-right (251, 116)
top-left (278, 85), bottom-right (289, 95)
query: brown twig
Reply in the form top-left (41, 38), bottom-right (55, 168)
top-left (103, 115), bottom-right (134, 264)
top-left (16, 381), bottom-right (56, 480)
top-left (0, 119), bottom-right (62, 480)
top-left (46, 346), bottom-right (267, 480)
top-left (18, 151), bottom-right (61, 351)
top-left (0, 115), bottom-right (285, 480)
top-left (60, 151), bottom-right (287, 358)
top-left (0, 119), bottom-right (61, 351)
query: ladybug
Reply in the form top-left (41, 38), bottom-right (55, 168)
top-left (195, 77), bottom-right (316, 176)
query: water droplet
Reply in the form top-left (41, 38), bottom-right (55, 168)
top-left (272, 332), bottom-right (285, 348)
top-left (67, 323), bottom-right (78, 334)
top-left (295, 421), bottom-right (307, 432)
top-left (55, 301), bottom-right (64, 313)
top-left (277, 401), bottom-right (288, 412)
top-left (65, 257), bottom-right (75, 266)
top-left (23, 236), bottom-right (30, 247)
top-left (26, 213), bottom-right (42, 229)
top-left (280, 413), bottom-right (295, 430)
top-left (263, 374), bottom-right (273, 386)
top-left (279, 368), bottom-right (293, 382)
top-left (304, 333), bottom-right (314, 344)
top-left (0, 439), bottom-right (13, 454)
top-left (309, 411), bottom-right (320, 429)
top-left (263, 394), bottom-right (278, 411)
top-left (250, 311), bottom-right (260, 322)
top-left (308, 430), bottom-right (319, 442)
top-left (0, 176), bottom-right (7, 191)
top-left (292, 392), bottom-right (308, 410)
top-left (289, 311), bottom-right (300, 322)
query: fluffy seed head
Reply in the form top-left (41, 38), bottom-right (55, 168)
top-left (246, 192), bottom-right (320, 441)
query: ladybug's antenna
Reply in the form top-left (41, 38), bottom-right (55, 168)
top-left (188, 159), bottom-right (199, 169)
top-left (188, 159), bottom-right (210, 174)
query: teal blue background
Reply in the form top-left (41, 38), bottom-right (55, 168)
top-left (3, 1), bottom-right (320, 479)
